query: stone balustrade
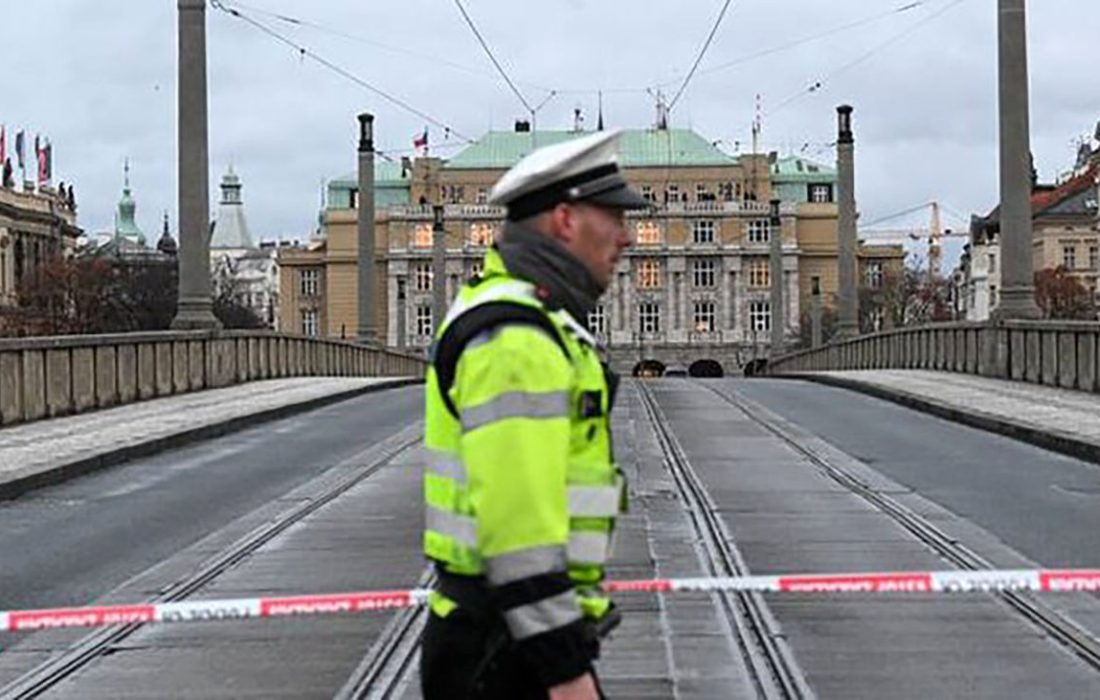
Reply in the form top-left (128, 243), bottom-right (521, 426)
top-left (768, 321), bottom-right (1100, 393)
top-left (0, 331), bottom-right (426, 427)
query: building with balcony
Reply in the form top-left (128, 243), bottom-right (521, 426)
top-left (279, 124), bottom-right (895, 373)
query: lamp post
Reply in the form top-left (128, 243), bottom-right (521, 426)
top-left (836, 105), bottom-right (859, 339)
top-left (357, 113), bottom-right (378, 344)
top-left (769, 198), bottom-right (784, 354)
top-left (432, 204), bottom-right (447, 333)
top-left (811, 276), bottom-right (824, 349)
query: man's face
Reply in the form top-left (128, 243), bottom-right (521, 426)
top-left (552, 203), bottom-right (633, 289)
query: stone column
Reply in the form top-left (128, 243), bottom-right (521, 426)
top-left (992, 0), bottom-right (1040, 319)
top-left (432, 205), bottom-right (447, 333)
top-left (172, 0), bottom-right (219, 329)
top-left (769, 199), bottom-right (784, 354)
top-left (357, 113), bottom-right (379, 343)
top-left (836, 105), bottom-right (859, 339)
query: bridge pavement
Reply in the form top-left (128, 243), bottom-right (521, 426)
top-left (786, 369), bottom-right (1100, 463)
top-left (2, 378), bottom-right (1100, 697)
top-left (0, 376), bottom-right (418, 499)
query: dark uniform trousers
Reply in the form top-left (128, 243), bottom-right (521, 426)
top-left (420, 609), bottom-right (607, 700)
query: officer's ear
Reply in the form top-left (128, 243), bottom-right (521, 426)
top-left (547, 203), bottom-right (580, 246)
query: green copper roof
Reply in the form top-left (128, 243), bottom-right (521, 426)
top-left (328, 161), bottom-right (411, 210)
top-left (115, 161), bottom-right (145, 245)
top-left (445, 129), bottom-right (738, 170)
top-left (771, 155), bottom-right (835, 183)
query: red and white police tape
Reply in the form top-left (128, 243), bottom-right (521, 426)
top-left (5, 568), bottom-right (1100, 633)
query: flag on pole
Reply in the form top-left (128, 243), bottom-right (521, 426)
top-left (36, 137), bottom-right (48, 186)
top-left (15, 131), bottom-right (25, 170)
top-left (44, 140), bottom-right (52, 183)
top-left (412, 128), bottom-right (428, 155)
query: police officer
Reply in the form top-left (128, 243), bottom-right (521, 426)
top-left (420, 129), bottom-right (648, 699)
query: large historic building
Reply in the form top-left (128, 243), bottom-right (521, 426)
top-left (0, 183), bottom-right (81, 304)
top-left (279, 123), bottom-right (900, 372)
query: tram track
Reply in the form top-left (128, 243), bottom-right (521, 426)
top-left (700, 379), bottom-right (1100, 675)
top-left (0, 427), bottom-right (424, 699)
top-left (637, 381), bottom-right (813, 700)
top-left (335, 567), bottom-right (430, 700)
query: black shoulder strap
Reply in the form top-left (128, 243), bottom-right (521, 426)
top-left (432, 301), bottom-right (570, 418)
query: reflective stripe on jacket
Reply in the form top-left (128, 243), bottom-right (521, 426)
top-left (423, 246), bottom-right (623, 638)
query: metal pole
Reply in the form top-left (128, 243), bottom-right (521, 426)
top-left (835, 105), bottom-right (859, 339)
top-left (357, 113), bottom-right (379, 343)
top-left (769, 198), bottom-right (785, 354)
top-left (172, 0), bottom-right (219, 329)
top-left (432, 204), bottom-right (447, 334)
top-left (811, 277), bottom-right (824, 349)
top-left (992, 0), bottom-right (1040, 319)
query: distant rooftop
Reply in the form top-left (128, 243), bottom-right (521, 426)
top-left (770, 155), bottom-right (835, 182)
top-left (445, 129), bottom-right (739, 170)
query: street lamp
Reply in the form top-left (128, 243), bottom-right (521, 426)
top-left (769, 198), bottom-right (784, 355)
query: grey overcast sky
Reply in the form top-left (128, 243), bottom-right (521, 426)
top-left (3, 0), bottom-right (1097, 258)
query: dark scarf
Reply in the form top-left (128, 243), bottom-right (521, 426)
top-left (496, 222), bottom-right (603, 322)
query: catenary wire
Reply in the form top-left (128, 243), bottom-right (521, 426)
top-left (768, 0), bottom-right (970, 116)
top-left (668, 0), bottom-right (734, 110)
top-left (211, 0), bottom-right (476, 143)
top-left (451, 0), bottom-right (535, 114)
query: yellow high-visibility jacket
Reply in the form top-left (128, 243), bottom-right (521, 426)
top-left (423, 246), bottom-right (624, 685)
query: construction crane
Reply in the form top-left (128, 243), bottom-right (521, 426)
top-left (859, 201), bottom-right (969, 281)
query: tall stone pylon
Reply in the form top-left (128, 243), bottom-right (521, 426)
top-left (835, 105), bottom-right (859, 340)
top-left (769, 199), bottom-right (785, 354)
top-left (432, 205), bottom-right (447, 335)
top-left (172, 0), bottom-right (220, 329)
top-left (357, 113), bottom-right (378, 344)
top-left (992, 0), bottom-right (1040, 320)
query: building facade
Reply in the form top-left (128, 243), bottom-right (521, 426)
top-left (279, 125), bottom-right (897, 372)
top-left (210, 167), bottom-right (279, 328)
top-left (955, 151), bottom-right (1100, 321)
top-left (0, 184), bottom-right (81, 305)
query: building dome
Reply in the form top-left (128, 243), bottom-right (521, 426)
top-left (210, 165), bottom-right (255, 249)
top-left (115, 159), bottom-right (145, 247)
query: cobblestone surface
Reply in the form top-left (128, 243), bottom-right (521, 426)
top-left (808, 370), bottom-right (1100, 445)
top-left (0, 378), bottom-right (411, 492)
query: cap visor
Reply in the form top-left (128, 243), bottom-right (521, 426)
top-left (584, 185), bottom-right (651, 211)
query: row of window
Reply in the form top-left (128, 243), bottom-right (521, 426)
top-left (351, 183), bottom-right (833, 209)
top-left (635, 258), bottom-right (772, 289)
top-left (637, 219), bottom-right (772, 246)
top-left (306, 259), bottom-right (898, 301)
top-left (1062, 245), bottom-right (1100, 271)
top-left (636, 183), bottom-right (832, 205)
top-left (301, 259), bottom-right (777, 298)
top-left (396, 219), bottom-right (778, 250)
top-left (303, 300), bottom-right (775, 340)
top-left (589, 301), bottom-right (772, 334)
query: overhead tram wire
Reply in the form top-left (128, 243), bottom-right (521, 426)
top-left (214, 0), bottom-right (560, 95)
top-left (653, 1), bottom-right (926, 91)
top-left (768, 0), bottom-right (971, 116)
top-left (211, 0), bottom-right (476, 144)
top-left (667, 0), bottom-right (734, 111)
top-left (452, 0), bottom-right (534, 115)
